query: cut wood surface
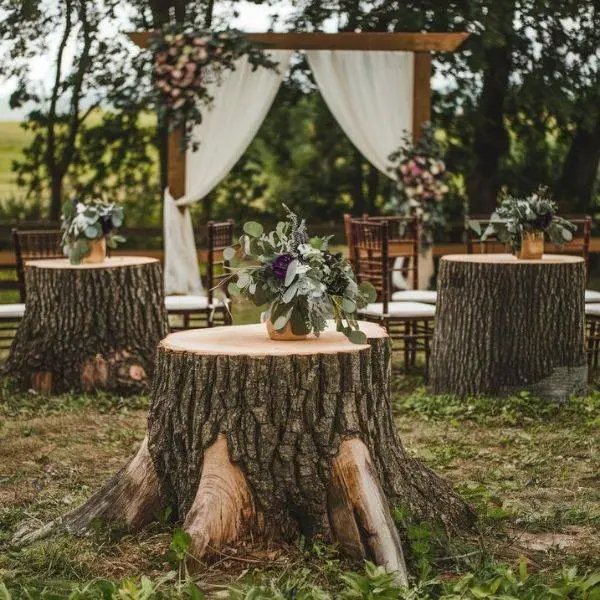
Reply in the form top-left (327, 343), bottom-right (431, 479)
top-left (160, 321), bottom-right (385, 355)
top-left (25, 256), bottom-right (158, 269)
top-left (430, 253), bottom-right (587, 400)
top-left (4, 256), bottom-right (168, 394)
top-left (16, 321), bottom-right (474, 579)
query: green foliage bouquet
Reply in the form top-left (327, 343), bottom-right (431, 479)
top-left (61, 199), bottom-right (125, 264)
top-left (224, 207), bottom-right (377, 343)
top-left (473, 186), bottom-right (576, 252)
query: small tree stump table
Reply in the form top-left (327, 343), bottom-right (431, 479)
top-left (16, 322), bottom-right (474, 582)
top-left (430, 254), bottom-right (587, 400)
top-left (4, 256), bottom-right (168, 395)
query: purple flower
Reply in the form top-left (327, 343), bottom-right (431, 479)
top-left (271, 253), bottom-right (294, 279)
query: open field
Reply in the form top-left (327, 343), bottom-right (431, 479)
top-left (1, 306), bottom-right (599, 598)
top-left (0, 122), bottom-right (30, 200)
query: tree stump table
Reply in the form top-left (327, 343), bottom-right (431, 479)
top-left (430, 254), bottom-right (587, 400)
top-left (15, 322), bottom-right (474, 583)
top-left (4, 256), bottom-right (168, 395)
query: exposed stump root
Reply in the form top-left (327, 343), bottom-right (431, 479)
top-left (15, 324), bottom-right (475, 582)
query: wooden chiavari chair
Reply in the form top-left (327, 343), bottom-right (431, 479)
top-left (165, 220), bottom-right (233, 330)
top-left (0, 228), bottom-right (63, 350)
top-left (362, 214), bottom-right (437, 304)
top-left (465, 215), bottom-right (511, 255)
top-left (351, 218), bottom-right (435, 372)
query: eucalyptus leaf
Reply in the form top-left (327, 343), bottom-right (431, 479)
top-left (243, 221), bottom-right (263, 238)
top-left (228, 282), bottom-right (241, 296)
top-left (284, 259), bottom-right (299, 287)
top-left (223, 247), bottom-right (236, 262)
top-left (273, 311), bottom-right (291, 330)
top-left (84, 225), bottom-right (99, 239)
top-left (341, 297), bottom-right (356, 313)
top-left (359, 281), bottom-right (377, 303)
top-left (348, 330), bottom-right (367, 344)
top-left (469, 220), bottom-right (482, 236)
top-left (282, 281), bottom-right (299, 304)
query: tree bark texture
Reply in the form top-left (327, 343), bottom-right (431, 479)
top-left (4, 257), bottom-right (168, 395)
top-left (15, 323), bottom-right (474, 579)
top-left (430, 254), bottom-right (587, 400)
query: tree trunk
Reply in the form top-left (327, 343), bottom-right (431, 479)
top-left (367, 163), bottom-right (379, 213)
top-left (49, 169), bottom-right (64, 221)
top-left (430, 254), bottom-right (587, 400)
top-left (554, 112), bottom-right (600, 213)
top-left (4, 257), bottom-right (168, 394)
top-left (15, 323), bottom-right (474, 581)
top-left (466, 2), bottom-right (515, 214)
top-left (351, 148), bottom-right (365, 214)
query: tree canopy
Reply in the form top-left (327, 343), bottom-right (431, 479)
top-left (0, 0), bottom-right (598, 228)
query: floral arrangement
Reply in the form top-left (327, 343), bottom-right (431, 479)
top-left (387, 123), bottom-right (450, 242)
top-left (151, 26), bottom-right (278, 150)
top-left (61, 199), bottom-right (125, 264)
top-left (223, 207), bottom-right (377, 343)
top-left (473, 186), bottom-right (576, 252)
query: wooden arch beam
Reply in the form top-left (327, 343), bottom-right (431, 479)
top-left (130, 31), bottom-right (469, 199)
top-left (129, 31), bottom-right (468, 52)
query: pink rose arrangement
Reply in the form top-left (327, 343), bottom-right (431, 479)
top-left (151, 27), bottom-right (278, 150)
top-left (387, 123), bottom-right (451, 241)
top-left (397, 155), bottom-right (449, 203)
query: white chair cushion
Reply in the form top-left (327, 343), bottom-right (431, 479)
top-left (585, 303), bottom-right (600, 318)
top-left (585, 290), bottom-right (600, 303)
top-left (391, 290), bottom-right (437, 304)
top-left (165, 295), bottom-right (228, 311)
top-left (0, 303), bottom-right (25, 319)
top-left (359, 301), bottom-right (435, 319)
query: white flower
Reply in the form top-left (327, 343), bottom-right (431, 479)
top-left (298, 243), bottom-right (322, 259)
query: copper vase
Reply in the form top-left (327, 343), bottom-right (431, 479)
top-left (83, 237), bottom-right (107, 264)
top-left (266, 319), bottom-right (308, 341)
top-left (519, 231), bottom-right (544, 260)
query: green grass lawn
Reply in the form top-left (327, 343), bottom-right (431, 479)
top-left (0, 351), bottom-right (599, 598)
top-left (0, 121), bottom-right (30, 200)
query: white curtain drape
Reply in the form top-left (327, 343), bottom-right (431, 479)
top-left (164, 50), bottom-right (293, 295)
top-left (306, 50), bottom-right (414, 180)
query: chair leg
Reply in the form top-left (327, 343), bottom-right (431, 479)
top-left (403, 320), bottom-right (410, 372)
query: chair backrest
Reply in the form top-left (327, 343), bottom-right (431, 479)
top-left (544, 216), bottom-right (592, 283)
top-left (12, 228), bottom-right (63, 301)
top-left (343, 213), bottom-right (355, 266)
top-left (361, 214), bottom-right (420, 290)
top-left (465, 215), bottom-right (510, 255)
top-left (206, 220), bottom-right (234, 304)
top-left (350, 218), bottom-right (390, 313)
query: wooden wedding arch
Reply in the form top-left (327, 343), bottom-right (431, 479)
top-left (130, 31), bottom-right (469, 200)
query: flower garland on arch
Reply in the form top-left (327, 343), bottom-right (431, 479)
top-left (150, 26), bottom-right (279, 150)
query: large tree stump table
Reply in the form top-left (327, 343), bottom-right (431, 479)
top-left (430, 254), bottom-right (587, 400)
top-left (15, 322), bottom-right (474, 583)
top-left (4, 256), bottom-right (168, 395)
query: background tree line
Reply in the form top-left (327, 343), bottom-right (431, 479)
top-left (0, 0), bottom-right (598, 235)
